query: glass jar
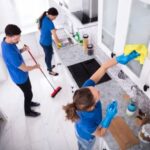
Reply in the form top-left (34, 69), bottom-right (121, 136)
top-left (138, 123), bottom-right (150, 143)
top-left (87, 44), bottom-right (94, 55)
top-left (82, 34), bottom-right (89, 53)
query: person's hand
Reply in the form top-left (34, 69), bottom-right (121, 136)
top-left (22, 44), bottom-right (29, 52)
top-left (57, 42), bottom-right (62, 48)
top-left (100, 101), bottom-right (118, 128)
top-left (116, 50), bottom-right (140, 64)
top-left (106, 101), bottom-right (118, 119)
top-left (34, 64), bottom-right (40, 69)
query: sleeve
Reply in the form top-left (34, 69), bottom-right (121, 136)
top-left (7, 50), bottom-right (23, 68)
top-left (47, 20), bottom-right (55, 31)
top-left (82, 79), bottom-right (96, 87)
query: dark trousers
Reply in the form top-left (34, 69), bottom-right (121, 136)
top-left (16, 78), bottom-right (33, 113)
top-left (41, 44), bottom-right (53, 71)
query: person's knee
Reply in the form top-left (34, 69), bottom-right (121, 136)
top-left (25, 91), bottom-right (33, 100)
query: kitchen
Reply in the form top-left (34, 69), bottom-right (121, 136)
top-left (0, 0), bottom-right (150, 150)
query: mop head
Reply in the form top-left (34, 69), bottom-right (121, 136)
top-left (124, 44), bottom-right (148, 64)
top-left (51, 86), bottom-right (62, 97)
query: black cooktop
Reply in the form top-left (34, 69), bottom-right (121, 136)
top-left (72, 11), bottom-right (98, 24)
top-left (68, 59), bottom-right (111, 87)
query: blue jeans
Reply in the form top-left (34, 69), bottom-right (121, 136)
top-left (40, 44), bottom-right (53, 71)
top-left (76, 132), bottom-right (96, 150)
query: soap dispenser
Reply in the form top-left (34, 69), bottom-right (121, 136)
top-left (126, 99), bottom-right (137, 116)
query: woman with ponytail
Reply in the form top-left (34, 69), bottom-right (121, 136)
top-left (63, 51), bottom-right (140, 150)
top-left (39, 7), bottom-right (61, 76)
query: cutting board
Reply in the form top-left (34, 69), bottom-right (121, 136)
top-left (109, 116), bottom-right (139, 150)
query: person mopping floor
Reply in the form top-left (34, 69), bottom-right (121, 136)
top-left (1, 24), bottom-right (41, 117)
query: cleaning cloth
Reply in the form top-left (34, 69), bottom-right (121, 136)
top-left (124, 44), bottom-right (148, 64)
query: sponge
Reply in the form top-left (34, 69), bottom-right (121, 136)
top-left (124, 44), bottom-right (148, 64)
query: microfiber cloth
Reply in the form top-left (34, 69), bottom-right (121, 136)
top-left (124, 44), bottom-right (148, 64)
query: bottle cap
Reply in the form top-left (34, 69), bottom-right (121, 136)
top-left (87, 44), bottom-right (93, 49)
top-left (83, 34), bottom-right (89, 38)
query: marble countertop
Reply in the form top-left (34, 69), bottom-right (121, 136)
top-left (53, 29), bottom-right (150, 150)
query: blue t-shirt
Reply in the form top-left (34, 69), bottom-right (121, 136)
top-left (40, 16), bottom-right (55, 46)
top-left (1, 39), bottom-right (28, 84)
top-left (75, 79), bottom-right (102, 141)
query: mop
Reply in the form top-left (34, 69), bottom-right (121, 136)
top-left (26, 46), bottom-right (62, 97)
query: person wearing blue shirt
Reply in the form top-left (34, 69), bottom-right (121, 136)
top-left (39, 7), bottom-right (61, 76)
top-left (1, 24), bottom-right (41, 117)
top-left (63, 50), bottom-right (140, 150)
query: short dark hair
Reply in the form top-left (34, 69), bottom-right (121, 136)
top-left (5, 24), bottom-right (21, 36)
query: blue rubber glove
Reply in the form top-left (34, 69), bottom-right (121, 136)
top-left (100, 101), bottom-right (118, 128)
top-left (116, 50), bottom-right (140, 64)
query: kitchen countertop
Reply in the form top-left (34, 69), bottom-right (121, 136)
top-left (53, 29), bottom-right (150, 150)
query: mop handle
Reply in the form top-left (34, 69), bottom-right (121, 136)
top-left (27, 48), bottom-right (55, 90)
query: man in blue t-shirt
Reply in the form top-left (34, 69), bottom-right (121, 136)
top-left (1, 24), bottom-right (41, 117)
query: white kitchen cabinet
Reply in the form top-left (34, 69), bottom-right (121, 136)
top-left (99, 138), bottom-right (110, 150)
top-left (98, 0), bottom-right (150, 99)
top-left (0, 57), bottom-right (7, 82)
top-left (53, 0), bottom-right (82, 12)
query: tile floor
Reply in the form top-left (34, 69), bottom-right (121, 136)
top-left (0, 56), bottom-right (78, 150)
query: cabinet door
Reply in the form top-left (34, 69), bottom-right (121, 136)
top-left (119, 0), bottom-right (150, 98)
top-left (0, 57), bottom-right (7, 82)
top-left (124, 0), bottom-right (150, 77)
top-left (98, 138), bottom-right (110, 150)
top-left (98, 0), bottom-right (119, 56)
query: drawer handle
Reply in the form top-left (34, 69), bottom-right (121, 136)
top-left (143, 84), bottom-right (149, 92)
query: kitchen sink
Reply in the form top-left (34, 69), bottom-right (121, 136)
top-left (68, 59), bottom-right (111, 87)
top-left (54, 29), bottom-right (76, 49)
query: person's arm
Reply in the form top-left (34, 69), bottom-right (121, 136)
top-left (93, 127), bottom-right (107, 137)
top-left (90, 58), bottom-right (117, 84)
top-left (51, 29), bottom-right (61, 46)
top-left (90, 50), bottom-right (140, 84)
top-left (19, 63), bottom-right (40, 72)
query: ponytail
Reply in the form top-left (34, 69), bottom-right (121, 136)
top-left (63, 103), bottom-right (79, 122)
top-left (63, 88), bottom-right (95, 122)
top-left (38, 11), bottom-right (47, 29)
top-left (38, 8), bottom-right (58, 29)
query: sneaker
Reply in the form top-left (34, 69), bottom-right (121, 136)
top-left (31, 102), bottom-right (40, 107)
top-left (25, 110), bottom-right (41, 117)
top-left (49, 71), bottom-right (59, 76)
top-left (51, 65), bottom-right (55, 69)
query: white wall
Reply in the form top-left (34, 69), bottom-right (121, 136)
top-left (0, 0), bottom-right (19, 33)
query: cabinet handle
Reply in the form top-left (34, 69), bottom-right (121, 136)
top-left (59, 2), bottom-right (63, 6)
top-left (143, 84), bottom-right (149, 92)
top-left (103, 149), bottom-right (107, 150)
top-left (111, 52), bottom-right (116, 58)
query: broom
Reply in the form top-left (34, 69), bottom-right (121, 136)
top-left (26, 46), bottom-right (62, 97)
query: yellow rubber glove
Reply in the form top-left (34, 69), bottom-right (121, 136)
top-left (57, 42), bottom-right (62, 48)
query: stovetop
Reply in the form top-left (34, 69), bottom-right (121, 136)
top-left (68, 59), bottom-right (111, 87)
top-left (72, 11), bottom-right (98, 24)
